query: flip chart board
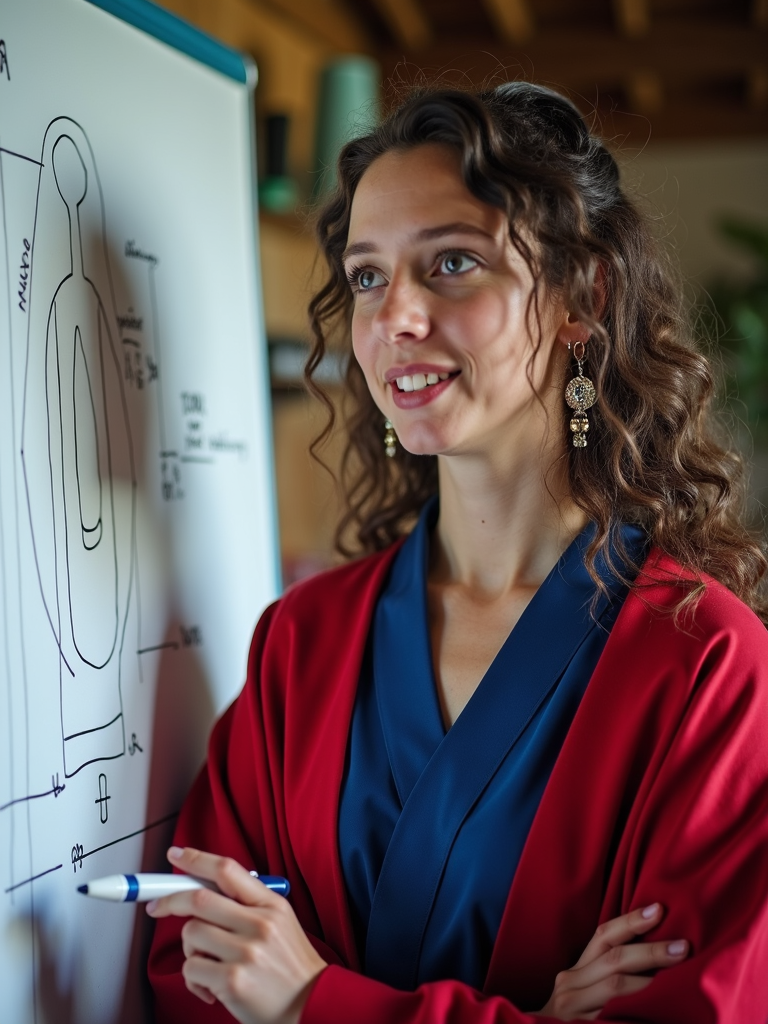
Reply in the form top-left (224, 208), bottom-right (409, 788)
top-left (0, 1), bottom-right (279, 1020)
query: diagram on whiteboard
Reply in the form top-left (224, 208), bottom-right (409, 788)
top-left (23, 119), bottom-right (136, 777)
top-left (0, 13), bottom-right (276, 1013)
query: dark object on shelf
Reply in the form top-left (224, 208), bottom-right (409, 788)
top-left (259, 113), bottom-right (298, 213)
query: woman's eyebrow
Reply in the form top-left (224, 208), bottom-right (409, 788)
top-left (342, 222), bottom-right (496, 264)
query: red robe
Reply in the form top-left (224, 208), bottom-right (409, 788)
top-left (149, 543), bottom-right (768, 1023)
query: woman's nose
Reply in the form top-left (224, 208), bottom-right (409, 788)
top-left (373, 274), bottom-right (430, 344)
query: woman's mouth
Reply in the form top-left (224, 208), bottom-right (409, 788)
top-left (388, 370), bottom-right (459, 408)
top-left (394, 371), bottom-right (452, 392)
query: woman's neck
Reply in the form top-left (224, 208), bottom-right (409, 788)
top-left (431, 440), bottom-right (587, 598)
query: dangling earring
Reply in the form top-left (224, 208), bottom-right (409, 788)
top-left (565, 340), bottom-right (596, 448)
top-left (384, 418), bottom-right (397, 458)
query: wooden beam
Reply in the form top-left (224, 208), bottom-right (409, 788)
top-left (613, 0), bottom-right (650, 38)
top-left (379, 26), bottom-right (768, 91)
top-left (598, 100), bottom-right (768, 144)
top-left (626, 72), bottom-right (663, 113)
top-left (613, 3), bottom-right (656, 121)
top-left (482, 0), bottom-right (534, 45)
top-left (249, 0), bottom-right (372, 53)
top-left (370, 0), bottom-right (431, 50)
top-left (748, 68), bottom-right (768, 110)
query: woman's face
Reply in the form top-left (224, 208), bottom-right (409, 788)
top-left (345, 143), bottom-right (573, 460)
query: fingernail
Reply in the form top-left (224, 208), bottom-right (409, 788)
top-left (168, 846), bottom-right (183, 860)
top-left (642, 903), bottom-right (660, 918)
top-left (667, 940), bottom-right (686, 956)
top-left (146, 900), bottom-right (158, 914)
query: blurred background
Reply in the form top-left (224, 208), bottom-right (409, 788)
top-left (161, 0), bottom-right (768, 584)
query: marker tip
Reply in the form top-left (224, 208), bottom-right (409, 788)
top-left (77, 884), bottom-right (88, 894)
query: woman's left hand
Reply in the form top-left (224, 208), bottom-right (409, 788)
top-left (147, 846), bottom-right (327, 1024)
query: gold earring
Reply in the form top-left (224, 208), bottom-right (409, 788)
top-left (565, 341), bottom-right (596, 448)
top-left (384, 419), bottom-right (397, 458)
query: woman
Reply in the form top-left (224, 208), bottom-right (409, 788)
top-left (148, 83), bottom-right (768, 1023)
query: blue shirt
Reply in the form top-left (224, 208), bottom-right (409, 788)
top-left (338, 500), bottom-right (646, 991)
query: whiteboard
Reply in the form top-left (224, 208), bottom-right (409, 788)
top-left (0, 1), bottom-right (280, 1020)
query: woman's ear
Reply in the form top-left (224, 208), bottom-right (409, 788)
top-left (556, 262), bottom-right (607, 348)
top-left (556, 311), bottom-right (591, 348)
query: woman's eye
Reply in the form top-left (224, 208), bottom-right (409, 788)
top-left (438, 253), bottom-right (477, 275)
top-left (350, 268), bottom-right (385, 291)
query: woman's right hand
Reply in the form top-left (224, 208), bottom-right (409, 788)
top-left (534, 903), bottom-right (688, 1021)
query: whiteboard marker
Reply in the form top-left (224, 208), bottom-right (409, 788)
top-left (77, 872), bottom-right (290, 902)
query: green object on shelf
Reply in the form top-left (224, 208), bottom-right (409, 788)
top-left (705, 216), bottom-right (768, 445)
top-left (259, 176), bottom-right (299, 214)
top-left (314, 56), bottom-right (380, 198)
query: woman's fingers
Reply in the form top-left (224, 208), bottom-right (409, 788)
top-left (181, 917), bottom-right (247, 963)
top-left (536, 905), bottom-right (690, 1020)
top-left (167, 846), bottom-right (279, 907)
top-left (573, 903), bottom-right (664, 968)
top-left (148, 881), bottom-right (250, 926)
top-left (147, 847), bottom-right (284, 934)
top-left (566, 937), bottom-right (689, 993)
top-left (185, 978), bottom-right (217, 1006)
top-left (558, 974), bottom-right (653, 1021)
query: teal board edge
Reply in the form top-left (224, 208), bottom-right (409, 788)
top-left (84, 0), bottom-right (256, 85)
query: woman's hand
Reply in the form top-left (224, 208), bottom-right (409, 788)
top-left (147, 847), bottom-right (327, 1024)
top-left (535, 903), bottom-right (688, 1020)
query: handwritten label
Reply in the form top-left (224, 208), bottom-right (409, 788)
top-left (125, 239), bottom-right (158, 265)
top-left (128, 733), bottom-right (143, 756)
top-left (18, 238), bottom-right (29, 312)
top-left (51, 773), bottom-right (65, 798)
top-left (0, 40), bottom-right (9, 81)
top-left (181, 393), bottom-right (208, 456)
top-left (180, 625), bottom-right (203, 648)
top-left (124, 346), bottom-right (145, 389)
top-left (209, 434), bottom-right (248, 459)
top-left (71, 844), bottom-right (84, 873)
top-left (181, 392), bottom-right (205, 416)
top-left (117, 311), bottom-right (143, 332)
top-left (161, 456), bottom-right (184, 501)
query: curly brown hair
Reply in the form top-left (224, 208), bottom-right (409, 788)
top-left (305, 81), bottom-right (768, 623)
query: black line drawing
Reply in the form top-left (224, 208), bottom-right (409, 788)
top-left (0, 40), bottom-right (10, 82)
top-left (0, 775), bottom-right (65, 813)
top-left (0, 146), bottom-right (42, 167)
top-left (95, 772), bottom-right (110, 823)
top-left (4, 864), bottom-right (63, 894)
top-left (21, 118), bottom-right (138, 778)
top-left (69, 811), bottom-right (178, 872)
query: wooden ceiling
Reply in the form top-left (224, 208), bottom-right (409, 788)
top-left (256, 0), bottom-right (768, 144)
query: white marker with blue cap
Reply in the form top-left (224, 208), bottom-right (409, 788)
top-left (78, 872), bottom-right (290, 902)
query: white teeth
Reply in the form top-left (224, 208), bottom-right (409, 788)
top-left (394, 372), bottom-right (452, 391)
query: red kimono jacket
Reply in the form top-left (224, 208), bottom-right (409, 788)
top-left (149, 543), bottom-right (768, 1023)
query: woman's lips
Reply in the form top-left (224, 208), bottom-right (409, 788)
top-left (389, 373), bottom-right (456, 408)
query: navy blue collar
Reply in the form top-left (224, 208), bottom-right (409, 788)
top-left (374, 497), bottom-right (646, 804)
